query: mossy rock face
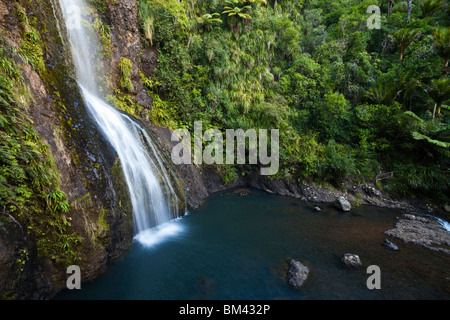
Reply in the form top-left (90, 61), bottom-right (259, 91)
top-left (0, 221), bottom-right (36, 300)
top-left (0, 0), bottom-right (135, 299)
top-left (1, 0), bottom-right (193, 299)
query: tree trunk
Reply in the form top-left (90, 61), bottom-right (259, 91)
top-left (433, 102), bottom-right (437, 119)
top-left (437, 102), bottom-right (442, 116)
top-left (406, 0), bottom-right (412, 21)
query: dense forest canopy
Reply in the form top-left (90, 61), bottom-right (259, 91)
top-left (135, 0), bottom-right (449, 199)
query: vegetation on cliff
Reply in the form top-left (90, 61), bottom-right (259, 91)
top-left (0, 2), bottom-right (83, 274)
top-left (137, 0), bottom-right (449, 200)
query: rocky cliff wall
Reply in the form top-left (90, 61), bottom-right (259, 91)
top-left (0, 0), bottom-right (135, 299)
top-left (0, 0), bottom-right (210, 300)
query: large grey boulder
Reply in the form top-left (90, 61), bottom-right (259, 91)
top-left (334, 196), bottom-right (351, 212)
top-left (286, 259), bottom-right (309, 288)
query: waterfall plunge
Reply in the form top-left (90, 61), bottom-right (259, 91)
top-left (57, 0), bottom-right (181, 244)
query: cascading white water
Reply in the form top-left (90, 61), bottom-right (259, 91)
top-left (57, 0), bottom-right (181, 242)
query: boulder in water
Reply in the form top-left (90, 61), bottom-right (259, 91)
top-left (341, 253), bottom-right (362, 267)
top-left (382, 238), bottom-right (399, 251)
top-left (334, 196), bottom-right (351, 212)
top-left (286, 259), bottom-right (309, 288)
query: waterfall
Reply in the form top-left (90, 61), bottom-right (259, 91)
top-left (57, 0), bottom-right (180, 241)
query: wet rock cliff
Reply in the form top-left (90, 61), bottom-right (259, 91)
top-left (0, 0), bottom-right (214, 300)
top-left (0, 0), bottom-right (138, 299)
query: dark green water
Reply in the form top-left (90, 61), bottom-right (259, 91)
top-left (56, 189), bottom-right (450, 300)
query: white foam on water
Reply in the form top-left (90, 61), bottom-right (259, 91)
top-left (435, 217), bottom-right (450, 232)
top-left (414, 212), bottom-right (450, 232)
top-left (134, 221), bottom-right (184, 248)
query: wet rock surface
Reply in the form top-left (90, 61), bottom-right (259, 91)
top-left (341, 253), bottom-right (362, 267)
top-left (286, 259), bottom-right (310, 288)
top-left (382, 238), bottom-right (399, 251)
top-left (0, 0), bottom-right (135, 299)
top-left (334, 196), bottom-right (352, 212)
top-left (384, 214), bottom-right (450, 255)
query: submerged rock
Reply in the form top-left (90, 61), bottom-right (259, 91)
top-left (402, 213), bottom-right (429, 222)
top-left (286, 259), bottom-right (309, 288)
top-left (382, 238), bottom-right (399, 251)
top-left (233, 188), bottom-right (251, 196)
top-left (341, 253), bottom-right (362, 267)
top-left (334, 196), bottom-right (351, 212)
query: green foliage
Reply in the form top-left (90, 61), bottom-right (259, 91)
top-left (219, 165), bottom-right (239, 184)
top-left (197, 13), bottom-right (223, 32)
top-left (16, 248), bottom-right (29, 273)
top-left (421, 0), bottom-right (447, 21)
top-left (405, 111), bottom-right (450, 151)
top-left (0, 37), bottom-right (81, 267)
top-left (384, 163), bottom-right (449, 199)
top-left (423, 77), bottom-right (450, 118)
top-left (46, 190), bottom-right (70, 213)
top-left (15, 5), bottom-right (45, 73)
top-left (94, 17), bottom-right (112, 59)
top-left (20, 29), bottom-right (45, 72)
top-left (391, 28), bottom-right (421, 62)
top-left (433, 26), bottom-right (450, 69)
top-left (136, 0), bottom-right (450, 198)
top-left (86, 0), bottom-right (107, 13)
top-left (317, 141), bottom-right (359, 187)
top-left (118, 57), bottom-right (134, 92)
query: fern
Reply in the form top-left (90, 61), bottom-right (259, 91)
top-left (404, 111), bottom-right (424, 123)
top-left (411, 131), bottom-right (450, 148)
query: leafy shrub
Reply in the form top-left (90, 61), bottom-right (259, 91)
top-left (118, 57), bottom-right (134, 92)
top-left (317, 141), bottom-right (359, 186)
top-left (384, 163), bottom-right (449, 199)
top-left (0, 43), bottom-right (81, 266)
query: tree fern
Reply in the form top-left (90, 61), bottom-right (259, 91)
top-left (411, 131), bottom-right (450, 148)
